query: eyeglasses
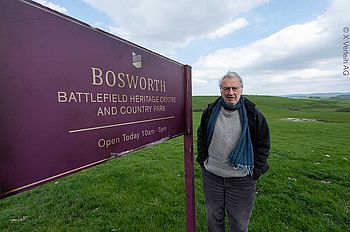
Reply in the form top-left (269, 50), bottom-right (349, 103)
top-left (221, 86), bottom-right (242, 92)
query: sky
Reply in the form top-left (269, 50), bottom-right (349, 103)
top-left (33, 0), bottom-right (350, 96)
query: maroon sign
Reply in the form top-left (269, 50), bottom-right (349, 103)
top-left (0, 0), bottom-right (190, 199)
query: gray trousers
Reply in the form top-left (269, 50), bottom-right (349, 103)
top-left (202, 167), bottom-right (256, 232)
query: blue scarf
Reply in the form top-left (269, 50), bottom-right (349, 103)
top-left (206, 97), bottom-right (254, 174)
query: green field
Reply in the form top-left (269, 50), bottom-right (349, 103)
top-left (1, 96), bottom-right (349, 231)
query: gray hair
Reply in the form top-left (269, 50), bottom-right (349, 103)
top-left (218, 71), bottom-right (243, 88)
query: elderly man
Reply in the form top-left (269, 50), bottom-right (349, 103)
top-left (197, 71), bottom-right (270, 232)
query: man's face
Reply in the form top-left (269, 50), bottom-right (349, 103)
top-left (220, 77), bottom-right (243, 106)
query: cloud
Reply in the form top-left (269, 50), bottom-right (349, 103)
top-left (194, 19), bottom-right (331, 71)
top-left (33, 0), bottom-right (68, 13)
top-left (207, 17), bottom-right (249, 39)
top-left (82, 0), bottom-right (267, 55)
top-left (193, 0), bottom-right (350, 95)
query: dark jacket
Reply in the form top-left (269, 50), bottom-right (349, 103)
top-left (197, 97), bottom-right (270, 180)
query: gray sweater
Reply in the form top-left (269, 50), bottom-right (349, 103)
top-left (204, 107), bottom-right (248, 177)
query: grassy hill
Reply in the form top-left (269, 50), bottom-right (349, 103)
top-left (1, 96), bottom-right (349, 231)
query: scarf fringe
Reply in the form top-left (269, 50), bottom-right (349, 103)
top-left (226, 160), bottom-right (254, 176)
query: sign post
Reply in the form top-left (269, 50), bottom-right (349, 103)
top-left (184, 65), bottom-right (196, 232)
top-left (0, 1), bottom-right (196, 230)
